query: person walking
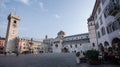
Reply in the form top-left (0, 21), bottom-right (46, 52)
top-left (16, 52), bottom-right (19, 56)
top-left (4, 52), bottom-right (6, 56)
top-left (76, 52), bottom-right (80, 64)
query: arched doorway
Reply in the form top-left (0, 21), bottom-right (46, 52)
top-left (104, 41), bottom-right (109, 52)
top-left (55, 44), bottom-right (58, 48)
top-left (112, 38), bottom-right (120, 51)
top-left (98, 43), bottom-right (104, 52)
top-left (63, 47), bottom-right (68, 53)
top-left (92, 43), bottom-right (95, 47)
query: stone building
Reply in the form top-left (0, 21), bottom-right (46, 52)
top-left (0, 13), bottom-right (49, 54)
top-left (43, 36), bottom-right (54, 53)
top-left (5, 13), bottom-right (20, 53)
top-left (0, 37), bottom-right (5, 54)
top-left (39, 43), bottom-right (49, 53)
top-left (44, 31), bottom-right (91, 53)
top-left (19, 38), bottom-right (30, 53)
top-left (88, 0), bottom-right (120, 52)
top-left (62, 33), bottom-right (90, 53)
top-left (87, 16), bottom-right (98, 50)
top-left (52, 31), bottom-right (65, 53)
top-left (19, 38), bottom-right (48, 54)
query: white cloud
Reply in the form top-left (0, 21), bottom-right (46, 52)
top-left (55, 14), bottom-right (60, 19)
top-left (0, 0), bottom-right (30, 5)
top-left (20, 0), bottom-right (30, 5)
top-left (0, 0), bottom-right (10, 8)
top-left (38, 1), bottom-right (48, 11)
top-left (39, 2), bottom-right (43, 9)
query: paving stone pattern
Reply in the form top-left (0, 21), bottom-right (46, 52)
top-left (0, 53), bottom-right (119, 67)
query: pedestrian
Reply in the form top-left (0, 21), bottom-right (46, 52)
top-left (98, 53), bottom-right (103, 64)
top-left (80, 52), bottom-right (84, 59)
top-left (16, 52), bottom-right (19, 56)
top-left (76, 52), bottom-right (80, 64)
top-left (4, 52), bottom-right (6, 56)
top-left (103, 52), bottom-right (108, 63)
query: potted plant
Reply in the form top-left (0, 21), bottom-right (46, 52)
top-left (76, 52), bottom-right (80, 64)
top-left (86, 50), bottom-right (99, 64)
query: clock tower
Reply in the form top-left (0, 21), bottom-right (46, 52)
top-left (5, 13), bottom-right (20, 53)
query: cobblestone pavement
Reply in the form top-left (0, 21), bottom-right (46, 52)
top-left (0, 53), bottom-right (119, 67)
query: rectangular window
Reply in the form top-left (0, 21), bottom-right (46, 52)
top-left (101, 27), bottom-right (106, 36)
top-left (97, 32), bottom-right (101, 38)
top-left (98, 7), bottom-right (101, 14)
top-left (75, 44), bottom-right (77, 48)
top-left (100, 16), bottom-right (103, 25)
top-left (95, 22), bottom-right (99, 29)
top-left (104, 4), bottom-right (110, 18)
top-left (86, 36), bottom-right (88, 38)
top-left (102, 0), bottom-right (106, 5)
top-left (110, 24), bottom-right (113, 33)
top-left (107, 27), bottom-right (110, 34)
top-left (23, 47), bottom-right (25, 49)
top-left (107, 23), bottom-right (116, 34)
top-left (113, 21), bottom-right (119, 31)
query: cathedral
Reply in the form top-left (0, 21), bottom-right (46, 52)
top-left (43, 31), bottom-right (94, 53)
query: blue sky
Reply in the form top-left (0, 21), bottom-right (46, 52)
top-left (0, 0), bottom-right (95, 40)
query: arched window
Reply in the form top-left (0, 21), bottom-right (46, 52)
top-left (90, 23), bottom-right (93, 26)
top-left (97, 31), bottom-right (101, 38)
top-left (101, 27), bottom-right (106, 36)
top-left (104, 41), bottom-right (109, 46)
top-left (92, 43), bottom-right (95, 47)
top-left (80, 44), bottom-right (82, 46)
top-left (55, 44), bottom-right (58, 48)
top-left (99, 43), bottom-right (104, 52)
top-left (95, 22), bottom-right (99, 29)
top-left (112, 38), bottom-right (120, 50)
top-left (75, 44), bottom-right (77, 48)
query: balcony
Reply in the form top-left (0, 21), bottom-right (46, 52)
top-left (105, 1), bottom-right (120, 16)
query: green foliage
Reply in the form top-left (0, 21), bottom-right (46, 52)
top-left (76, 52), bottom-right (80, 57)
top-left (86, 50), bottom-right (99, 61)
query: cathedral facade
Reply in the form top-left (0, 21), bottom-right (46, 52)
top-left (44, 31), bottom-right (93, 53)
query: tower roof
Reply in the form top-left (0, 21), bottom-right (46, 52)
top-left (8, 13), bottom-right (20, 20)
top-left (57, 30), bottom-right (65, 35)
